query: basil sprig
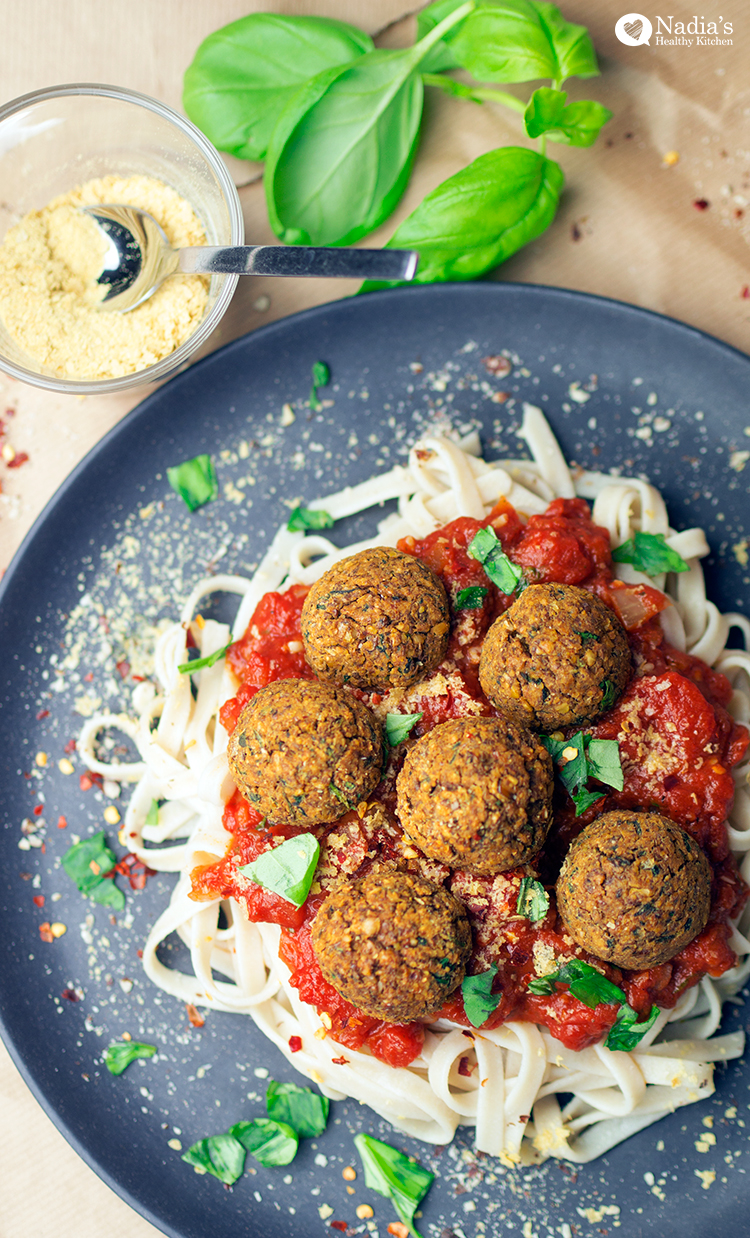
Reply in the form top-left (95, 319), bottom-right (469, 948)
top-left (287, 505), bottom-right (334, 532)
top-left (184, 15), bottom-right (373, 161)
top-left (527, 960), bottom-right (659, 1051)
top-left (266, 1081), bottom-right (329, 1138)
top-left (455, 585), bottom-right (488, 610)
top-left (62, 832), bottom-right (125, 911)
top-left (239, 833), bottom-right (320, 906)
top-left (104, 1040), bottom-right (156, 1076)
top-left (354, 1134), bottom-right (434, 1238)
top-left (461, 964), bottom-right (500, 1028)
top-left (612, 531), bottom-right (689, 576)
top-left (541, 731), bottom-right (622, 817)
top-left (177, 642), bottom-right (231, 675)
top-left (516, 877), bottom-right (549, 923)
top-left (385, 711), bottom-right (423, 749)
top-left (467, 526), bottom-right (525, 594)
top-left (167, 454), bottom-right (217, 512)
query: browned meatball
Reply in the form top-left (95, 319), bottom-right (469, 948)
top-left (396, 717), bottom-right (553, 874)
top-left (301, 546), bottom-right (450, 692)
top-left (556, 810), bottom-right (712, 970)
top-left (478, 583), bottom-right (630, 731)
top-left (227, 679), bottom-right (382, 827)
top-left (311, 868), bottom-right (472, 1021)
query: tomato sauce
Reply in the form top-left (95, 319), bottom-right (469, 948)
top-left (191, 496), bottom-right (749, 1061)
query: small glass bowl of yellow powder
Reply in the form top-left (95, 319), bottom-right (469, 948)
top-left (0, 85), bottom-right (243, 393)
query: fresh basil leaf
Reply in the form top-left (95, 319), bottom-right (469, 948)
top-left (467, 525), bottom-right (525, 593)
top-left (455, 585), bottom-right (488, 609)
top-left (361, 147), bottom-right (563, 290)
top-left (461, 965), bottom-right (500, 1027)
top-left (265, 3), bottom-right (473, 246)
top-left (571, 786), bottom-right (606, 817)
top-left (104, 1040), bottom-right (156, 1076)
top-left (309, 359), bottom-right (331, 410)
top-left (183, 14), bottom-right (373, 161)
top-left (62, 832), bottom-right (117, 895)
top-left (145, 798), bottom-right (160, 827)
top-left (354, 1133), bottom-right (434, 1238)
top-left (527, 973), bottom-right (558, 995)
top-left (265, 1080), bottom-right (329, 1138)
top-left (586, 738), bottom-right (624, 791)
top-left (167, 454), bottom-right (217, 512)
top-left (421, 0), bottom-right (598, 87)
top-left (605, 1003), bottom-right (660, 1052)
top-left (415, 0), bottom-right (464, 71)
top-left (556, 959), bottom-right (627, 1009)
top-left (524, 87), bottom-right (611, 146)
top-left (230, 1118), bottom-right (298, 1167)
top-left (539, 733), bottom-right (567, 763)
top-left (551, 730), bottom-right (588, 794)
top-left (287, 505), bottom-right (335, 532)
top-left (385, 711), bottom-right (423, 748)
top-left (182, 1133), bottom-right (246, 1184)
top-left (516, 877), bottom-right (549, 923)
top-left (612, 531), bottom-right (689, 576)
top-left (177, 642), bottom-right (231, 675)
top-left (239, 833), bottom-right (320, 906)
top-left (91, 880), bottom-right (126, 910)
top-left (600, 679), bottom-right (617, 711)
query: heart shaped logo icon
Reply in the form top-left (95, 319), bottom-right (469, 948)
top-left (615, 13), bottom-right (652, 43)
top-left (624, 18), bottom-right (643, 37)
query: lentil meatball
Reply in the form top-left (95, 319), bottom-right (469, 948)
top-left (311, 868), bottom-right (472, 1021)
top-left (396, 717), bottom-right (553, 874)
top-left (227, 678), bottom-right (382, 827)
top-left (556, 809), bottom-right (712, 970)
top-left (301, 546), bottom-right (450, 692)
top-left (478, 583), bottom-right (630, 731)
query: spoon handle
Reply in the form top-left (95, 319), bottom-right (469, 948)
top-left (176, 244), bottom-right (418, 282)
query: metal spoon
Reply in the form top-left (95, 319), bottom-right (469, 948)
top-left (81, 204), bottom-right (418, 312)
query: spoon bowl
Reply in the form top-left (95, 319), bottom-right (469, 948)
top-left (83, 205), bottom-right (419, 312)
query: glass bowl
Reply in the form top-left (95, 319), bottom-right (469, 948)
top-left (0, 84), bottom-right (244, 394)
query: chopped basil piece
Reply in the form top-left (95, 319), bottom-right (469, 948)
top-left (461, 965), bottom-right (500, 1028)
top-left (230, 1118), bottom-right (298, 1166)
top-left (586, 738), bottom-right (624, 791)
top-left (167, 454), bottom-right (218, 512)
top-left (182, 1133), bottom-right (246, 1184)
top-left (145, 798), bottom-right (160, 827)
top-left (287, 505), bottom-right (335, 531)
top-left (104, 1040), bottom-right (156, 1076)
top-left (329, 782), bottom-right (352, 807)
top-left (385, 711), bottom-right (423, 748)
top-left (526, 973), bottom-right (558, 996)
top-left (541, 731), bottom-right (622, 816)
top-left (177, 642), bottom-right (231, 675)
top-left (600, 678), bottom-right (617, 711)
top-left (570, 786), bottom-right (606, 817)
top-left (62, 831), bottom-right (125, 908)
top-left (309, 360), bottom-right (330, 410)
top-left (455, 585), bottom-right (488, 610)
top-left (529, 959), bottom-right (627, 1009)
top-left (605, 1003), bottom-right (660, 1052)
top-left (516, 877), bottom-right (549, 923)
top-left (354, 1133), bottom-right (434, 1238)
top-left (612, 531), bottom-right (689, 576)
top-left (575, 629), bottom-right (597, 642)
top-left (239, 833), bottom-right (320, 906)
top-left (266, 1080), bottom-right (329, 1138)
top-left (467, 526), bottom-right (524, 594)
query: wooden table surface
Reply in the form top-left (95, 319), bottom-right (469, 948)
top-left (0, 2), bottom-right (748, 1235)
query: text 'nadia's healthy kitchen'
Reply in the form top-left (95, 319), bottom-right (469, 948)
top-left (654, 15), bottom-right (733, 44)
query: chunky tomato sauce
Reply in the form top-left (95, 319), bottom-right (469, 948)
top-left (191, 496), bottom-right (749, 1060)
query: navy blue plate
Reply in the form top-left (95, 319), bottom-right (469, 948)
top-left (1, 283), bottom-right (749, 1238)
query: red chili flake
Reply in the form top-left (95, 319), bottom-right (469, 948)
top-left (83, 671), bottom-right (94, 683)
top-left (571, 222), bottom-right (582, 241)
top-left (693, 198), bottom-right (710, 210)
top-left (7, 451), bottom-right (29, 469)
top-left (186, 1003), bottom-right (205, 1028)
top-left (736, 208), bottom-right (745, 219)
top-left (33, 804), bottom-right (43, 817)
top-left (41, 842), bottom-right (46, 853)
top-left (114, 852), bottom-right (156, 890)
top-left (115, 660), bottom-right (131, 680)
top-left (330, 1224), bottom-right (348, 1233)
top-left (131, 674), bottom-right (146, 683)
top-left (61, 988), bottom-right (79, 1002)
top-left (331, 1055), bottom-right (349, 1066)
top-left (742, 286), bottom-right (750, 299)
top-left (38, 922), bottom-right (54, 943)
top-left (36, 709), bottom-right (49, 721)
top-left (288, 1036), bottom-right (302, 1053)
top-left (33, 895), bottom-right (45, 908)
top-left (481, 354), bottom-right (511, 377)
top-left (98, 615), bottom-right (110, 634)
top-left (136, 949), bottom-right (143, 959)
top-left (64, 738), bottom-right (77, 754)
top-left (458, 1056), bottom-right (473, 1078)
top-left (79, 771), bottom-right (103, 791)
top-left (57, 816), bottom-right (67, 829)
top-left (4, 407), bottom-right (15, 417)
top-left (185, 626), bottom-right (198, 649)
top-left (19, 872), bottom-right (32, 881)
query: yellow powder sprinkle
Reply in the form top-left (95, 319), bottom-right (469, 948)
top-left (103, 805), bottom-right (121, 825)
top-left (35, 751), bottom-right (48, 767)
top-left (663, 150), bottom-right (680, 166)
top-left (0, 174), bottom-right (209, 380)
top-left (50, 922), bottom-right (67, 938)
